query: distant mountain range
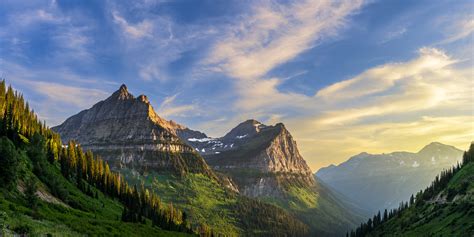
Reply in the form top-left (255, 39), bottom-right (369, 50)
top-left (53, 84), bottom-right (363, 236)
top-left (352, 143), bottom-right (474, 236)
top-left (316, 142), bottom-right (464, 215)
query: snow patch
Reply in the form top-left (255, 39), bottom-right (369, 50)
top-left (236, 134), bottom-right (248, 139)
top-left (188, 137), bottom-right (214, 143)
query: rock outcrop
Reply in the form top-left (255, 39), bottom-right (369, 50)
top-left (52, 84), bottom-right (212, 176)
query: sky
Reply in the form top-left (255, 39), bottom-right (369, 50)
top-left (0, 0), bottom-right (473, 171)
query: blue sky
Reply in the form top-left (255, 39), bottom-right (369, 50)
top-left (1, 0), bottom-right (472, 170)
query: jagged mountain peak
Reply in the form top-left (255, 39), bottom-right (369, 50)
top-left (223, 119), bottom-right (268, 140)
top-left (137, 94), bottom-right (149, 103)
top-left (109, 83), bottom-right (134, 100)
top-left (52, 86), bottom-right (215, 177)
top-left (235, 119), bottom-right (265, 130)
top-left (97, 85), bottom-right (179, 134)
top-left (53, 86), bottom-right (175, 144)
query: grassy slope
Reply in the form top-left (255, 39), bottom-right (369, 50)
top-left (121, 169), bottom-right (242, 236)
top-left (367, 163), bottom-right (474, 237)
top-left (260, 180), bottom-right (364, 236)
top-left (120, 169), bottom-right (310, 236)
top-left (215, 166), bottom-right (363, 236)
top-left (0, 165), bottom-right (191, 236)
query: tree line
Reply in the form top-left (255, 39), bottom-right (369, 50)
top-left (0, 80), bottom-right (207, 235)
top-left (348, 142), bottom-right (474, 237)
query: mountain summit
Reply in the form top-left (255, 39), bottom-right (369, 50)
top-left (221, 119), bottom-right (267, 141)
top-left (112, 84), bottom-right (133, 100)
top-left (52, 84), bottom-right (212, 175)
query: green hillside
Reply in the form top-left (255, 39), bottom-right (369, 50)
top-left (256, 177), bottom-right (363, 236)
top-left (350, 143), bottom-right (474, 237)
top-left (0, 137), bottom-right (190, 236)
top-left (0, 81), bottom-right (194, 236)
top-left (121, 169), bottom-right (310, 236)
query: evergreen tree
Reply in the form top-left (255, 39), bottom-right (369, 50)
top-left (25, 177), bottom-right (38, 210)
top-left (0, 136), bottom-right (19, 190)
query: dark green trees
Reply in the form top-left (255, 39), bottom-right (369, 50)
top-left (25, 177), bottom-right (38, 210)
top-left (0, 136), bottom-right (20, 190)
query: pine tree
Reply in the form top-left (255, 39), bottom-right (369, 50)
top-left (0, 136), bottom-right (20, 189)
top-left (25, 177), bottom-right (38, 210)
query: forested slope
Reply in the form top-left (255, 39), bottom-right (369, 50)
top-left (0, 80), bottom-right (197, 236)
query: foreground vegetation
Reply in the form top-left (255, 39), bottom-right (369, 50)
top-left (122, 170), bottom-right (309, 236)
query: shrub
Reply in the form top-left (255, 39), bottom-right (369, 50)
top-left (13, 224), bottom-right (32, 235)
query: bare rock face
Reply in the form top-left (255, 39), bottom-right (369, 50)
top-left (174, 120), bottom-right (315, 198)
top-left (52, 84), bottom-right (212, 176)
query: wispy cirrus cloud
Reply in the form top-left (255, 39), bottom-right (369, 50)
top-left (112, 11), bottom-right (154, 39)
top-left (0, 60), bottom-right (115, 125)
top-left (109, 6), bottom-right (216, 82)
top-left (207, 0), bottom-right (365, 80)
top-left (316, 48), bottom-right (454, 102)
top-left (1, 1), bottom-right (94, 64)
top-left (157, 93), bottom-right (197, 118)
top-left (437, 14), bottom-right (474, 45)
top-left (204, 0), bottom-right (365, 113)
top-left (24, 81), bottom-right (108, 109)
top-left (378, 27), bottom-right (407, 44)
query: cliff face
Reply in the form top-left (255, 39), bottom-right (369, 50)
top-left (174, 119), bottom-right (315, 198)
top-left (52, 85), bottom-right (211, 176)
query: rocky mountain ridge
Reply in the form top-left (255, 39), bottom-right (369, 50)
top-left (176, 119), bottom-right (313, 176)
top-left (172, 119), bottom-right (319, 201)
